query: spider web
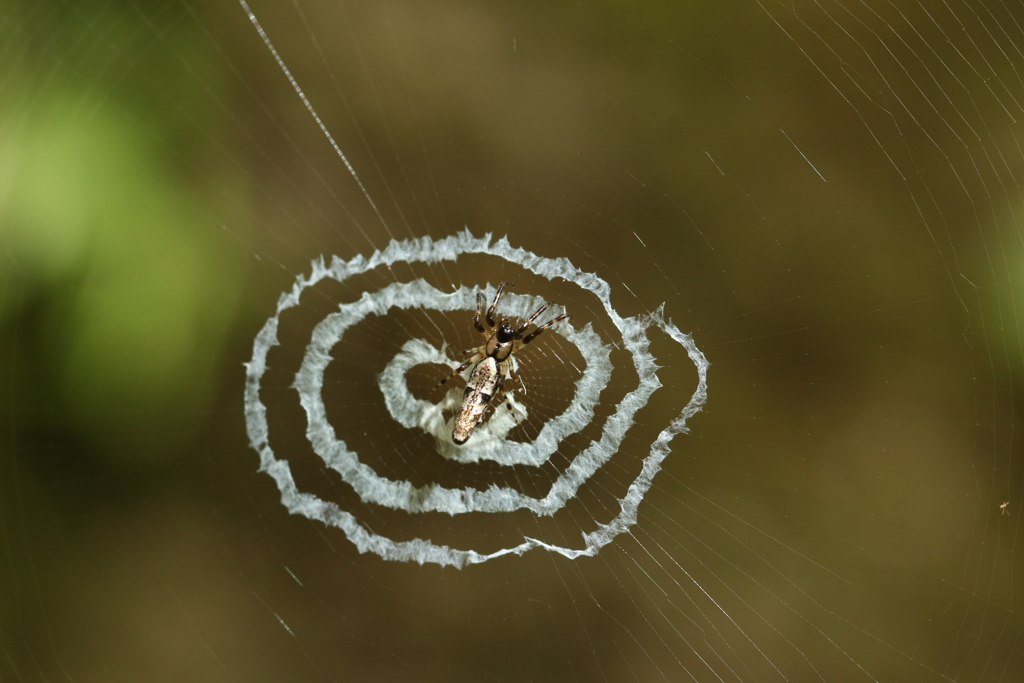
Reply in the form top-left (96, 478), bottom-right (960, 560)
top-left (1, 0), bottom-right (1022, 681)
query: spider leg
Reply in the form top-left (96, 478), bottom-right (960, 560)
top-left (490, 372), bottom-right (520, 425)
top-left (435, 351), bottom-right (483, 389)
top-left (486, 281), bottom-right (512, 328)
top-left (505, 361), bottom-right (527, 397)
top-left (522, 313), bottom-right (569, 345)
top-left (498, 396), bottom-right (519, 424)
top-left (515, 302), bottom-right (550, 338)
top-left (473, 293), bottom-right (486, 333)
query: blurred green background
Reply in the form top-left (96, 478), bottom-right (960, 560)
top-left (2, 0), bottom-right (1022, 680)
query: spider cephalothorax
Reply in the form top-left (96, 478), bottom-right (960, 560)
top-left (438, 282), bottom-right (568, 445)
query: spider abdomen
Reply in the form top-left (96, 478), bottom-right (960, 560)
top-left (453, 357), bottom-right (501, 444)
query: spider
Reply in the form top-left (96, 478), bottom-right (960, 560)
top-left (437, 282), bottom-right (568, 445)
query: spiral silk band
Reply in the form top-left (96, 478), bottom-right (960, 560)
top-left (244, 231), bottom-right (709, 567)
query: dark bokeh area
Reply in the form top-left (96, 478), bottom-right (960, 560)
top-left (2, 0), bottom-right (1023, 680)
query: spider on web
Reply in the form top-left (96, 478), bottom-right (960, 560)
top-left (436, 282), bottom-right (568, 445)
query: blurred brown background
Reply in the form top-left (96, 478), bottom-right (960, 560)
top-left (2, 0), bottom-right (1022, 680)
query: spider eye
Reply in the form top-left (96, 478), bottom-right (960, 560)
top-left (497, 323), bottom-right (515, 342)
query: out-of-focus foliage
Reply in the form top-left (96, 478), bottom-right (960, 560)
top-left (0, 1), bottom-right (245, 461)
